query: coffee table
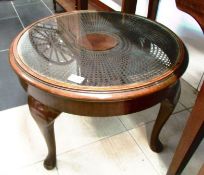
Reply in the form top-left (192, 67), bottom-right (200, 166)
top-left (9, 11), bottom-right (188, 170)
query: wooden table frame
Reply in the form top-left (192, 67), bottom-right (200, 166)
top-left (9, 11), bottom-right (188, 170)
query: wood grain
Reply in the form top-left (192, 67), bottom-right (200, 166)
top-left (167, 1), bottom-right (204, 174)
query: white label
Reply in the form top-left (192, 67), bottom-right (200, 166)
top-left (67, 74), bottom-right (85, 84)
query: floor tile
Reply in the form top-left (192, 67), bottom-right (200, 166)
top-left (0, 17), bottom-right (23, 50)
top-left (54, 112), bottom-right (126, 154)
top-left (57, 132), bottom-right (158, 175)
top-left (119, 104), bottom-right (160, 130)
top-left (0, 51), bottom-right (27, 110)
top-left (174, 102), bottom-right (186, 113)
top-left (0, 105), bottom-right (47, 174)
top-left (42, 0), bottom-right (55, 12)
top-left (14, 1), bottom-right (52, 27)
top-left (188, 107), bottom-right (192, 112)
top-left (118, 102), bottom-right (185, 130)
top-left (5, 161), bottom-right (58, 175)
top-left (179, 79), bottom-right (197, 108)
top-left (13, 0), bottom-right (41, 5)
top-left (182, 140), bottom-right (204, 175)
top-left (0, 1), bottom-right (16, 20)
top-left (129, 110), bottom-right (203, 175)
top-left (0, 104), bottom-right (126, 174)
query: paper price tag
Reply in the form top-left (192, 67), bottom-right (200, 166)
top-left (67, 74), bottom-right (85, 84)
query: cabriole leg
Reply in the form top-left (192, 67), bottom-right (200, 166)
top-left (28, 96), bottom-right (61, 170)
top-left (53, 0), bottom-right (57, 12)
top-left (150, 80), bottom-right (181, 152)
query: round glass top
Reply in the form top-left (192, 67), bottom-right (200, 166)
top-left (17, 11), bottom-right (182, 88)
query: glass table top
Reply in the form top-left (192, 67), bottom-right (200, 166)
top-left (17, 11), bottom-right (181, 88)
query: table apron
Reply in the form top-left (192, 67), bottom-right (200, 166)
top-left (19, 77), bottom-right (176, 117)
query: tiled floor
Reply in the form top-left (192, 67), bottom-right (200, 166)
top-left (0, 98), bottom-right (203, 175)
top-left (0, 0), bottom-right (54, 110)
top-left (0, 1), bottom-right (203, 175)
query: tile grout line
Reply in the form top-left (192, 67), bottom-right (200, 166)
top-left (123, 109), bottom-right (191, 175)
top-left (0, 15), bottom-right (18, 21)
top-left (0, 49), bottom-right (9, 53)
top-left (17, 117), bottom-right (161, 171)
top-left (196, 72), bottom-right (204, 91)
top-left (181, 78), bottom-right (198, 94)
top-left (179, 102), bottom-right (189, 111)
top-left (11, 1), bottom-right (25, 28)
top-left (56, 166), bottom-right (60, 175)
top-left (179, 103), bottom-right (193, 113)
top-left (126, 130), bottom-right (161, 175)
top-left (118, 114), bottom-right (156, 131)
top-left (117, 117), bottom-right (129, 131)
top-left (118, 117), bottom-right (161, 174)
top-left (186, 107), bottom-right (192, 112)
top-left (172, 108), bottom-right (188, 115)
top-left (56, 129), bottom-right (128, 157)
top-left (0, 104), bottom-right (27, 112)
top-left (118, 115), bottom-right (159, 130)
top-left (40, 0), bottom-right (54, 15)
top-left (3, 159), bottom-right (59, 174)
top-left (15, 130), bottom-right (129, 171)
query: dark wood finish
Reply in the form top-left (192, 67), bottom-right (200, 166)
top-left (77, 33), bottom-right (118, 51)
top-left (56, 0), bottom-right (76, 12)
top-left (76, 0), bottom-right (88, 10)
top-left (53, 0), bottom-right (57, 11)
top-left (28, 96), bottom-right (61, 170)
top-left (167, 1), bottom-right (204, 175)
top-left (9, 12), bottom-right (188, 170)
top-left (147, 0), bottom-right (159, 20)
top-left (151, 80), bottom-right (181, 152)
top-left (121, 0), bottom-right (137, 14)
top-left (176, 0), bottom-right (204, 33)
top-left (167, 83), bottom-right (204, 175)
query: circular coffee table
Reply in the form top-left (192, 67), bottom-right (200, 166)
top-left (10, 11), bottom-right (188, 170)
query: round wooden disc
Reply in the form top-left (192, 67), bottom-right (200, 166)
top-left (77, 33), bottom-right (118, 51)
